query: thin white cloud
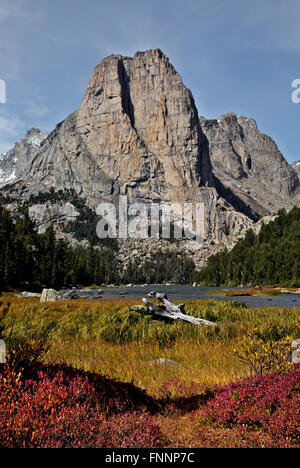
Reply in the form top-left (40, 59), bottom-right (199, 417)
top-left (23, 100), bottom-right (49, 118)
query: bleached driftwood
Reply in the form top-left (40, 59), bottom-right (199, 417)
top-left (130, 291), bottom-right (216, 327)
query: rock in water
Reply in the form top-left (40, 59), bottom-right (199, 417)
top-left (18, 292), bottom-right (41, 298)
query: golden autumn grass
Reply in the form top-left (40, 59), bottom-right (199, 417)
top-left (209, 286), bottom-right (300, 297)
top-left (1, 294), bottom-right (300, 398)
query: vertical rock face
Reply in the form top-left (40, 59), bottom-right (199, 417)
top-left (27, 49), bottom-right (212, 206)
top-left (0, 129), bottom-right (48, 188)
top-left (20, 49), bottom-right (231, 245)
top-left (201, 113), bottom-right (300, 215)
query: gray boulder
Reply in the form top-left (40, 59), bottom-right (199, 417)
top-left (40, 289), bottom-right (61, 302)
top-left (292, 339), bottom-right (300, 364)
top-left (0, 340), bottom-right (6, 364)
top-left (16, 291), bottom-right (41, 298)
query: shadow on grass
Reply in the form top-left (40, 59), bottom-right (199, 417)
top-left (15, 362), bottom-right (214, 417)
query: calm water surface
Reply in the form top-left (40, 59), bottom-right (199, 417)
top-left (98, 285), bottom-right (300, 308)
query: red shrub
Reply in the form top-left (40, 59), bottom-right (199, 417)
top-left (0, 366), bottom-right (162, 448)
top-left (198, 364), bottom-right (300, 448)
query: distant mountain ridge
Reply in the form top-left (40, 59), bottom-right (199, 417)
top-left (201, 113), bottom-right (300, 216)
top-left (0, 128), bottom-right (48, 188)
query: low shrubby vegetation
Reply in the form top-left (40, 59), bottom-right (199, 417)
top-left (234, 327), bottom-right (295, 376)
top-left (0, 365), bottom-right (162, 448)
top-left (196, 366), bottom-right (300, 448)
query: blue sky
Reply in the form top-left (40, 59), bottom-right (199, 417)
top-left (0, 0), bottom-right (299, 163)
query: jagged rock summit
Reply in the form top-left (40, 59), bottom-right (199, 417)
top-left (0, 128), bottom-right (48, 188)
top-left (24, 48), bottom-right (213, 206)
top-left (201, 113), bottom-right (300, 216)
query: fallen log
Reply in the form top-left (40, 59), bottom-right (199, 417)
top-left (130, 291), bottom-right (216, 327)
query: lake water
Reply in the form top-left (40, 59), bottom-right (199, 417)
top-left (99, 285), bottom-right (300, 308)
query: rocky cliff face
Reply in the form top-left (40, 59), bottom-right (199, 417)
top-left (0, 129), bottom-right (48, 188)
top-left (201, 113), bottom-right (300, 216)
top-left (292, 161), bottom-right (300, 178)
top-left (0, 49), bottom-right (299, 267)
top-left (25, 49), bottom-right (213, 205)
top-left (4, 49), bottom-right (248, 247)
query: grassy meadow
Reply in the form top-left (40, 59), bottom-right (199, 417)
top-left (1, 294), bottom-right (299, 397)
top-left (1, 293), bottom-right (300, 448)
